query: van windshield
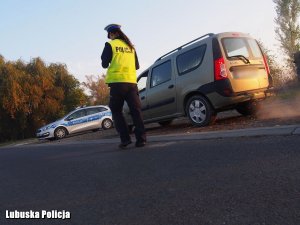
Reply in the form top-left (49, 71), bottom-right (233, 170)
top-left (222, 38), bottom-right (262, 59)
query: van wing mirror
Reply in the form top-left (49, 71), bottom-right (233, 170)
top-left (139, 87), bottom-right (146, 93)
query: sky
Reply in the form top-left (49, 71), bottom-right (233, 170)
top-left (0, 0), bottom-right (278, 83)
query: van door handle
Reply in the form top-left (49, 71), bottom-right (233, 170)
top-left (168, 84), bottom-right (174, 89)
top-left (141, 96), bottom-right (145, 100)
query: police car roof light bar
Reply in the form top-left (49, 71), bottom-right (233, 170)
top-left (156, 33), bottom-right (214, 62)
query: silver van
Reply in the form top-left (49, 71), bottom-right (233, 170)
top-left (125, 32), bottom-right (272, 127)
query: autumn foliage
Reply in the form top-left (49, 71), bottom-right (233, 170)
top-left (0, 56), bottom-right (87, 142)
top-left (82, 74), bottom-right (110, 105)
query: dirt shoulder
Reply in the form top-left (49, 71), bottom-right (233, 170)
top-left (44, 110), bottom-right (300, 144)
top-left (35, 84), bottom-right (300, 144)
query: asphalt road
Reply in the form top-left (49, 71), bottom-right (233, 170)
top-left (0, 135), bottom-right (300, 225)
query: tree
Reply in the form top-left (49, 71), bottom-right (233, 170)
top-left (258, 40), bottom-right (286, 87)
top-left (83, 75), bottom-right (110, 105)
top-left (274, 0), bottom-right (300, 77)
top-left (50, 63), bottom-right (87, 113)
top-left (0, 56), bottom-right (88, 142)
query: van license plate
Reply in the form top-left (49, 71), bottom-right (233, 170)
top-left (233, 70), bottom-right (255, 79)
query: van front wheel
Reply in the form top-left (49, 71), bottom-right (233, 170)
top-left (186, 95), bottom-right (216, 127)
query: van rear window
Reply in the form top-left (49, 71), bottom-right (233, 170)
top-left (222, 38), bottom-right (262, 59)
top-left (247, 39), bottom-right (263, 58)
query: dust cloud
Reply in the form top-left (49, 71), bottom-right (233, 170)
top-left (257, 91), bottom-right (300, 120)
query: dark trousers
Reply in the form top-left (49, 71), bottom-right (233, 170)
top-left (108, 83), bottom-right (146, 143)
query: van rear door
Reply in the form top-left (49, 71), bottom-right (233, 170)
top-left (220, 35), bottom-right (269, 93)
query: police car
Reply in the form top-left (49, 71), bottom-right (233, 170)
top-left (36, 105), bottom-right (113, 140)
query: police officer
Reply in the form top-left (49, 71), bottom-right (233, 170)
top-left (101, 24), bottom-right (146, 148)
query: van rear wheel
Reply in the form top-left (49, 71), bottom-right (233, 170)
top-left (186, 95), bottom-right (216, 127)
top-left (235, 101), bottom-right (257, 116)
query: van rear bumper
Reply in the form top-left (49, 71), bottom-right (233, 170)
top-left (199, 79), bottom-right (269, 97)
top-left (198, 79), bottom-right (270, 109)
top-left (207, 90), bottom-right (268, 110)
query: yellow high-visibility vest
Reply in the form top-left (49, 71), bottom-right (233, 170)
top-left (105, 39), bottom-right (137, 84)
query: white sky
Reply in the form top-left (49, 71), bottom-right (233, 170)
top-left (0, 0), bottom-right (278, 82)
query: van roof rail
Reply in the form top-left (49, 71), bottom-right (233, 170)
top-left (155, 33), bottom-right (214, 62)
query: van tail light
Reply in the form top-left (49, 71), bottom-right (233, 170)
top-left (214, 57), bottom-right (228, 80)
top-left (263, 54), bottom-right (270, 75)
top-left (263, 54), bottom-right (273, 87)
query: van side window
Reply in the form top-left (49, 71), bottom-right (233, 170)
top-left (176, 45), bottom-right (207, 75)
top-left (150, 61), bottom-right (172, 88)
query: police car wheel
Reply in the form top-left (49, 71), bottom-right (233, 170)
top-left (102, 119), bottom-right (113, 130)
top-left (186, 95), bottom-right (216, 127)
top-left (54, 127), bottom-right (67, 139)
